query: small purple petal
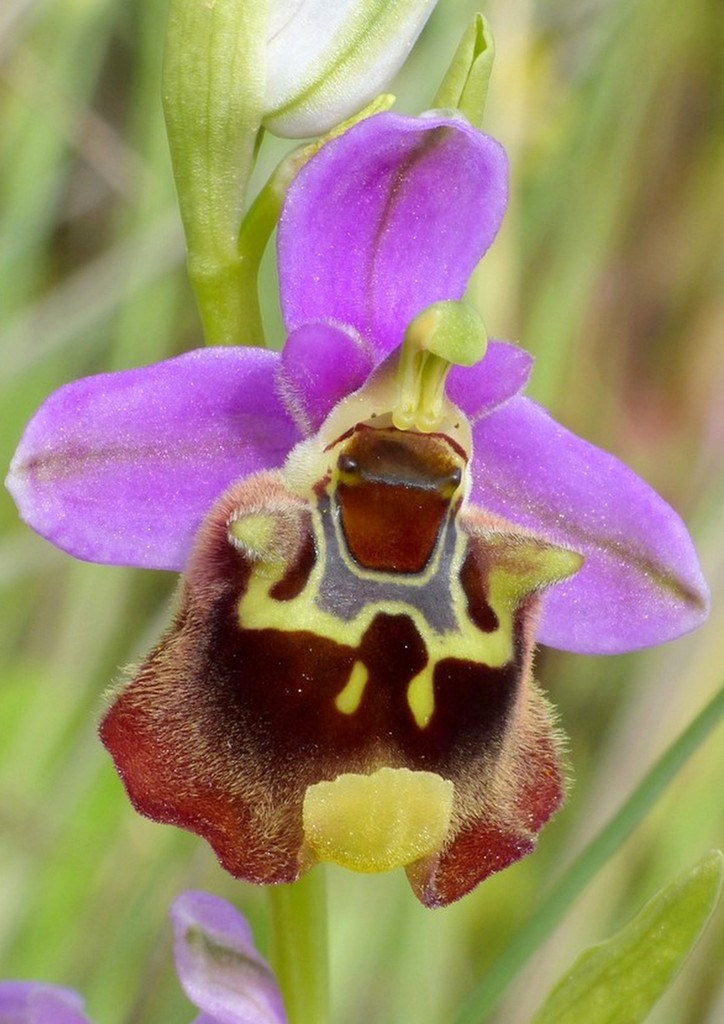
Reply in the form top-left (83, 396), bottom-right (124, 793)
top-left (0, 982), bottom-right (91, 1024)
top-left (470, 397), bottom-right (709, 653)
top-left (6, 348), bottom-right (300, 572)
top-left (279, 112), bottom-right (507, 358)
top-left (276, 321), bottom-right (374, 435)
top-left (447, 341), bottom-right (533, 421)
top-left (171, 892), bottom-right (286, 1024)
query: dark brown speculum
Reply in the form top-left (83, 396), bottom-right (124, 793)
top-left (335, 426), bottom-right (463, 573)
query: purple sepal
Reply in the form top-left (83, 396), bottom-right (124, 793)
top-left (171, 892), bottom-right (286, 1024)
top-left (6, 348), bottom-right (300, 572)
top-left (471, 396), bottom-right (709, 653)
top-left (278, 111), bottom-right (508, 358)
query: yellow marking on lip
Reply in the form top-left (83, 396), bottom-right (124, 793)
top-left (228, 514), bottom-right (279, 560)
top-left (234, 483), bottom-right (583, 689)
top-left (335, 661), bottom-right (368, 715)
top-left (407, 665), bottom-right (436, 729)
top-left (228, 513), bottom-right (293, 580)
top-left (237, 509), bottom-right (512, 675)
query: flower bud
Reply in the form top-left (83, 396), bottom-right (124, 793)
top-left (263, 0), bottom-right (437, 137)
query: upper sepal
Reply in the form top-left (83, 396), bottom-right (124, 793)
top-left (278, 111), bottom-right (508, 358)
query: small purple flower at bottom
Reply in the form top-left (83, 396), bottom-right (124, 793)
top-left (0, 893), bottom-right (285, 1024)
top-left (0, 983), bottom-right (91, 1024)
top-left (6, 113), bottom-right (709, 906)
top-left (171, 892), bottom-right (286, 1024)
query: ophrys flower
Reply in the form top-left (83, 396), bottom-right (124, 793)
top-left (6, 113), bottom-right (708, 906)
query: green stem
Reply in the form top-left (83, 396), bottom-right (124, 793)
top-left (188, 255), bottom-right (264, 349)
top-left (189, 129), bottom-right (297, 351)
top-left (268, 868), bottom-right (330, 1024)
top-left (453, 681), bottom-right (724, 1024)
top-left (163, 0), bottom-right (268, 348)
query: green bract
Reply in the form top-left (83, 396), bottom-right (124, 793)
top-left (433, 14), bottom-right (496, 129)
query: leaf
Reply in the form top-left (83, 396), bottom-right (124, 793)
top-left (529, 850), bottom-right (723, 1024)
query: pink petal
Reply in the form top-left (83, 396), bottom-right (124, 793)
top-left (0, 982), bottom-right (91, 1024)
top-left (275, 321), bottom-right (373, 435)
top-left (447, 341), bottom-right (533, 420)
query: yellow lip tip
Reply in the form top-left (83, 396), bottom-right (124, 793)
top-left (303, 767), bottom-right (454, 873)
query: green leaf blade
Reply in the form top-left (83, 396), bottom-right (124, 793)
top-left (530, 851), bottom-right (724, 1024)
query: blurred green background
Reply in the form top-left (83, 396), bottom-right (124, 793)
top-left (1, 0), bottom-right (722, 1022)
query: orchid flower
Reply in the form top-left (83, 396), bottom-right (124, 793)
top-left (6, 112), bottom-right (708, 907)
top-left (0, 892), bottom-right (285, 1024)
